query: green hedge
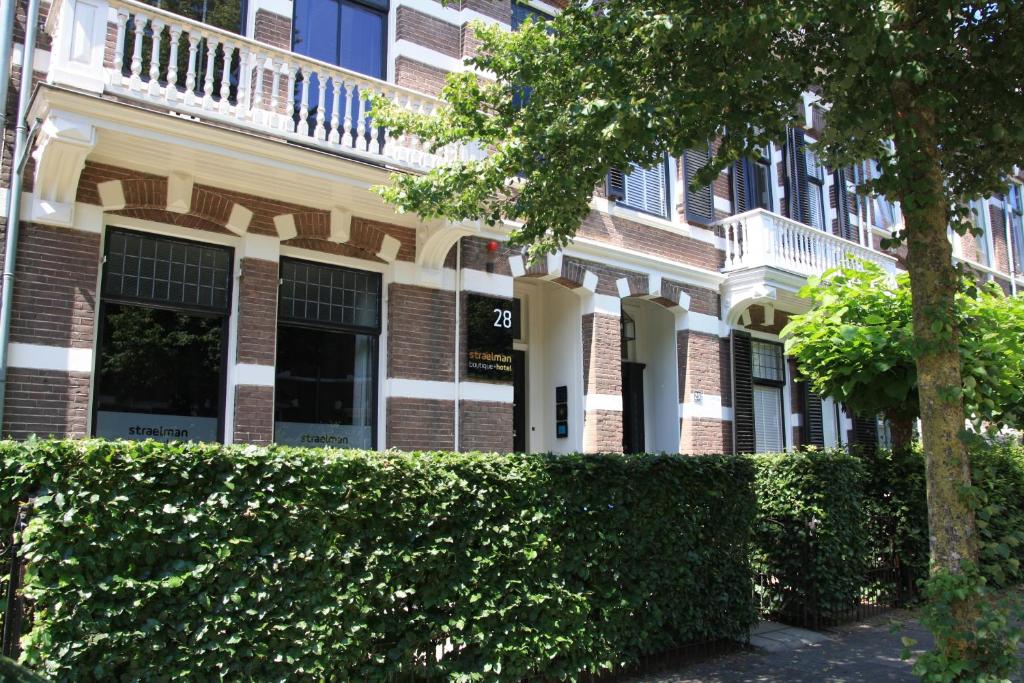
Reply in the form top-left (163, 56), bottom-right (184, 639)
top-left (751, 449), bottom-right (868, 623)
top-left (0, 440), bottom-right (757, 682)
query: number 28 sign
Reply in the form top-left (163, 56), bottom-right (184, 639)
top-left (466, 294), bottom-right (516, 381)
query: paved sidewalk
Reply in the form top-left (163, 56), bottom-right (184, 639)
top-left (628, 612), bottom-right (941, 682)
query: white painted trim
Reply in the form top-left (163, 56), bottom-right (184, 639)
top-left (585, 394), bottom-right (623, 412)
top-left (393, 0), bottom-right (510, 28)
top-left (791, 413), bottom-right (803, 428)
top-left (460, 381), bottom-right (514, 403)
top-left (385, 378), bottom-right (513, 403)
top-left (567, 236), bottom-right (725, 290)
top-left (393, 39), bottom-right (467, 74)
top-left (11, 45), bottom-right (51, 72)
top-left (7, 343), bottom-right (93, 373)
top-left (240, 234), bottom-right (281, 262)
top-left (678, 311), bottom-right (727, 337)
top-left (713, 196), bottom-right (732, 213)
top-left (103, 213), bottom-right (240, 248)
top-left (679, 398), bottom-right (733, 421)
top-left (235, 363), bottom-right (276, 387)
top-left (461, 269), bottom-right (513, 297)
top-left (583, 293), bottom-right (621, 317)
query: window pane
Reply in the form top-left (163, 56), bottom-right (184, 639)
top-left (279, 259), bottom-right (381, 331)
top-left (104, 230), bottom-right (232, 312)
top-left (512, 2), bottom-right (552, 30)
top-left (821, 396), bottom-right (841, 448)
top-left (754, 385), bottom-right (784, 453)
top-left (293, 0), bottom-right (341, 63)
top-left (751, 341), bottom-right (784, 382)
top-left (753, 159), bottom-right (772, 210)
top-left (274, 325), bottom-right (376, 448)
top-left (341, 1), bottom-right (385, 79)
top-left (95, 303), bottom-right (222, 442)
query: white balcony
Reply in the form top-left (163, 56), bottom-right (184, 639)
top-left (45, 0), bottom-right (475, 173)
top-left (717, 209), bottom-right (899, 277)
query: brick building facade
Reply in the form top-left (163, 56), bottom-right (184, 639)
top-left (1, 0), bottom-right (1021, 454)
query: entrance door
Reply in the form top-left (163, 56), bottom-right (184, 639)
top-left (513, 350), bottom-right (526, 452)
top-left (622, 361), bottom-right (646, 453)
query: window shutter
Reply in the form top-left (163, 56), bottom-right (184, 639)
top-left (850, 413), bottom-right (879, 456)
top-left (784, 127), bottom-right (810, 225)
top-left (802, 383), bottom-right (825, 448)
top-left (683, 146), bottom-right (715, 224)
top-left (606, 167), bottom-right (626, 201)
top-left (731, 160), bottom-right (748, 214)
top-left (732, 330), bottom-right (755, 454)
top-left (834, 168), bottom-right (854, 241)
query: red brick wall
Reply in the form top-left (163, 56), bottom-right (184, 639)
top-left (233, 384), bottom-right (274, 445)
top-left (253, 9), bottom-right (291, 50)
top-left (397, 6), bottom-right (461, 58)
top-left (3, 368), bottom-right (90, 439)
top-left (395, 57), bottom-right (449, 98)
top-left (387, 397), bottom-right (455, 450)
top-left (7, 223), bottom-right (100, 349)
top-left (581, 313), bottom-right (620, 396)
top-left (680, 418), bottom-right (731, 455)
top-left (460, 400), bottom-right (512, 452)
top-left (388, 284), bottom-right (455, 381)
top-left (463, 0), bottom-right (511, 22)
top-left (236, 258), bottom-right (278, 366)
top-left (579, 210), bottom-right (723, 271)
top-left (582, 409), bottom-right (622, 453)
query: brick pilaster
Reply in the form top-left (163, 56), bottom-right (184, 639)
top-left (581, 310), bottom-right (622, 453)
top-left (677, 329), bottom-right (732, 454)
top-left (231, 256), bottom-right (278, 445)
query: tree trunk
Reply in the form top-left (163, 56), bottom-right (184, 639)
top-left (892, 92), bottom-right (977, 577)
top-left (892, 83), bottom-right (979, 662)
top-left (885, 412), bottom-right (915, 453)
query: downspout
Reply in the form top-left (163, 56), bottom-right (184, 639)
top-left (453, 238), bottom-right (461, 452)
top-left (1003, 196), bottom-right (1018, 295)
top-left (0, 0), bottom-right (43, 426)
top-left (0, 0), bottom-right (18, 172)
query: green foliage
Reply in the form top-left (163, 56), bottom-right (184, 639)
top-left (369, 1), bottom-right (1024, 255)
top-left (859, 445), bottom-right (930, 593)
top-left (781, 261), bottom-right (1024, 432)
top-left (750, 450), bottom-right (868, 623)
top-left (908, 569), bottom-right (1023, 683)
top-left (0, 439), bottom-right (757, 682)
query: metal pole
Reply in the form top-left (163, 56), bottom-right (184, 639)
top-left (0, 0), bottom-right (19, 173)
top-left (0, 0), bottom-right (42, 426)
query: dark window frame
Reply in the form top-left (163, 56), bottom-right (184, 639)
top-left (92, 227), bottom-right (234, 442)
top-left (751, 338), bottom-right (787, 452)
top-left (291, 0), bottom-right (389, 80)
top-left (275, 257), bottom-right (382, 448)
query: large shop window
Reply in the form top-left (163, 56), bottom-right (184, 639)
top-left (274, 259), bottom-right (381, 449)
top-left (751, 340), bottom-right (786, 453)
top-left (94, 230), bottom-right (232, 443)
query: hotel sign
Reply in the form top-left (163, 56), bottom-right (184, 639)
top-left (466, 294), bottom-right (514, 381)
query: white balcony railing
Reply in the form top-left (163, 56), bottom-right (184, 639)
top-left (46, 0), bottom-right (476, 171)
top-left (717, 209), bottom-right (899, 277)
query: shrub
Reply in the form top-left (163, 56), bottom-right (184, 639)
top-left (751, 449), bottom-right (868, 625)
top-left (0, 439), bottom-right (757, 682)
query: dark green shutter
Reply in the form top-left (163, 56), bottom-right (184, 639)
top-left (802, 383), bottom-right (825, 448)
top-left (606, 167), bottom-right (626, 201)
top-left (732, 330), bottom-right (755, 454)
top-left (850, 413), bottom-right (879, 456)
top-left (683, 146), bottom-right (715, 224)
top-left (834, 168), bottom-right (855, 241)
top-left (732, 159), bottom-right (756, 214)
top-left (785, 127), bottom-right (810, 224)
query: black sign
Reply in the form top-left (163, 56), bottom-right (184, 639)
top-left (466, 293), bottom-right (515, 381)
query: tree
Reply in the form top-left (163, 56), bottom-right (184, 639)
top-left (370, 0), bottom-right (1024, 668)
top-left (781, 261), bottom-right (1024, 452)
